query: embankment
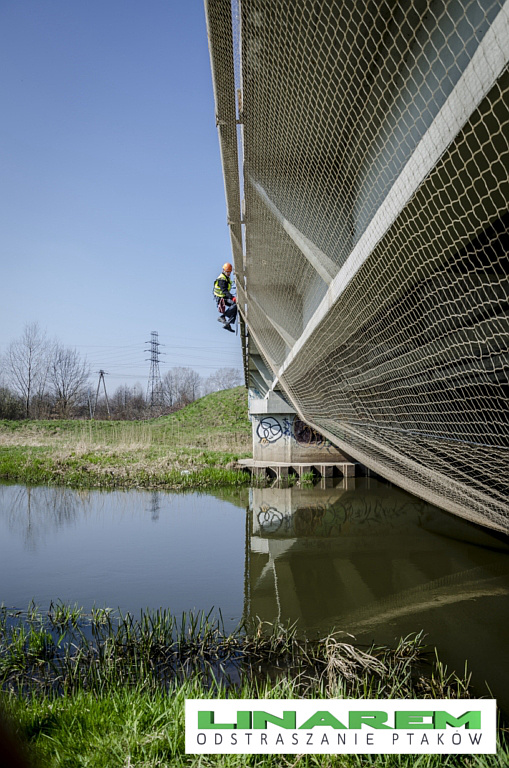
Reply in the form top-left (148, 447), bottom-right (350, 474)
top-left (0, 387), bottom-right (252, 490)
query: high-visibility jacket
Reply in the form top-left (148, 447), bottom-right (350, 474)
top-left (213, 272), bottom-right (232, 299)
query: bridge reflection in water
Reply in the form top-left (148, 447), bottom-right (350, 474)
top-left (2, 481), bottom-right (508, 710)
top-left (246, 478), bottom-right (509, 708)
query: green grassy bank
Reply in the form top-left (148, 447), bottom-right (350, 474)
top-left (0, 387), bottom-right (252, 490)
top-left (1, 605), bottom-right (506, 768)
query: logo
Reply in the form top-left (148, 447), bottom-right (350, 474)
top-left (185, 699), bottom-right (496, 754)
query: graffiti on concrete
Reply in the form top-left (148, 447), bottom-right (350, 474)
top-left (256, 417), bottom-right (283, 444)
top-left (293, 418), bottom-right (326, 446)
top-left (256, 414), bottom-right (333, 451)
top-left (282, 417), bottom-right (293, 437)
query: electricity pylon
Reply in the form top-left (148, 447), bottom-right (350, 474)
top-left (145, 331), bottom-right (164, 409)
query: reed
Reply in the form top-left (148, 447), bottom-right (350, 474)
top-left (1, 605), bottom-right (507, 767)
top-left (0, 605), bottom-right (485, 701)
top-left (299, 471), bottom-right (316, 487)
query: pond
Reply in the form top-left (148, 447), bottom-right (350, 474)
top-left (1, 478), bottom-right (508, 709)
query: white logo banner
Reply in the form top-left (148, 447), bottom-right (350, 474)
top-left (185, 698), bottom-right (497, 754)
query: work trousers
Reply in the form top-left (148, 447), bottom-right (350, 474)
top-left (217, 298), bottom-right (238, 326)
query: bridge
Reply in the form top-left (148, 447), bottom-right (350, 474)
top-left (205, 0), bottom-right (509, 533)
top-left (247, 483), bottom-right (509, 633)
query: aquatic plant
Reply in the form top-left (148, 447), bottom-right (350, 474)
top-left (1, 604), bottom-right (507, 767)
top-left (299, 471), bottom-right (316, 487)
top-left (0, 604), bottom-right (480, 703)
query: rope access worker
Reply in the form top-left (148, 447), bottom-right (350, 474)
top-left (213, 262), bottom-right (237, 333)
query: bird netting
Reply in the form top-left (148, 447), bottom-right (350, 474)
top-left (205, 0), bottom-right (509, 532)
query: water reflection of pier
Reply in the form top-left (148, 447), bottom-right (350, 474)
top-left (248, 480), bottom-right (509, 630)
top-left (246, 479), bottom-right (509, 706)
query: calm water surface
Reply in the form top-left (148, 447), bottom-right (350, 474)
top-left (1, 479), bottom-right (508, 708)
top-left (0, 484), bottom-right (246, 624)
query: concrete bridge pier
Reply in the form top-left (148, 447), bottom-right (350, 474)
top-left (245, 389), bottom-right (357, 479)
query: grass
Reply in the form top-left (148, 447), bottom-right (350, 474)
top-left (0, 387), bottom-right (253, 490)
top-left (1, 604), bottom-right (507, 767)
top-left (299, 471), bottom-right (315, 487)
top-left (5, 683), bottom-right (507, 768)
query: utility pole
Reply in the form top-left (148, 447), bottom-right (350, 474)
top-left (145, 331), bottom-right (164, 409)
top-left (93, 370), bottom-right (110, 419)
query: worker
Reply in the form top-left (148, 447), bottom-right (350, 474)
top-left (213, 262), bottom-right (237, 332)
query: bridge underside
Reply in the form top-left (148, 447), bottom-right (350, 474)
top-left (205, 0), bottom-right (509, 533)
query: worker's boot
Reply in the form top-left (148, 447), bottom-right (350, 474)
top-left (223, 324), bottom-right (235, 332)
top-left (217, 316), bottom-right (226, 324)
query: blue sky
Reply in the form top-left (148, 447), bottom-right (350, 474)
top-left (0, 1), bottom-right (242, 388)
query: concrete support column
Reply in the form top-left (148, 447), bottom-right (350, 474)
top-left (249, 389), bottom-right (349, 464)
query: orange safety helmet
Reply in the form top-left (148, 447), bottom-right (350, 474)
top-left (223, 262), bottom-right (233, 274)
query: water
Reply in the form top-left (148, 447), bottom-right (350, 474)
top-left (248, 480), bottom-right (509, 711)
top-left (1, 479), bottom-right (508, 709)
top-left (0, 484), bottom-right (246, 625)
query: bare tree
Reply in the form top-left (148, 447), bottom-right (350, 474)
top-left (0, 367), bottom-right (23, 419)
top-left (174, 367), bottom-right (202, 405)
top-left (162, 367), bottom-right (202, 409)
top-left (5, 323), bottom-right (52, 418)
top-left (161, 370), bottom-right (176, 409)
top-left (48, 345), bottom-right (90, 417)
top-left (111, 385), bottom-right (129, 417)
top-left (110, 383), bottom-right (146, 419)
top-left (204, 367), bottom-right (243, 393)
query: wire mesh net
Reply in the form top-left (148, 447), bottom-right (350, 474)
top-left (205, 0), bottom-right (509, 532)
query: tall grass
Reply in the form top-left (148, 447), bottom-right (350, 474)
top-left (0, 605), bottom-right (480, 699)
top-left (0, 388), bottom-right (253, 489)
top-left (1, 605), bottom-right (507, 767)
top-left (0, 603), bottom-right (508, 768)
top-left (0, 417), bottom-right (251, 453)
top-left (4, 681), bottom-right (507, 768)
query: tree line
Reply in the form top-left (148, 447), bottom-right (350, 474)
top-left (0, 323), bottom-right (243, 420)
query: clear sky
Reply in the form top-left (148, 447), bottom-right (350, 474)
top-left (0, 1), bottom-right (243, 389)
